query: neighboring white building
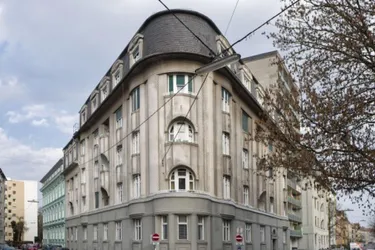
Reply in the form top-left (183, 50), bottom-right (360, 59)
top-left (22, 180), bottom-right (38, 242)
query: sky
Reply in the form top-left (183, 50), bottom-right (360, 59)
top-left (0, 0), bottom-right (370, 226)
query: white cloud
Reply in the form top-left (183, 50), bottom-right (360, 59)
top-left (6, 104), bottom-right (77, 134)
top-left (31, 118), bottom-right (49, 127)
top-left (0, 76), bottom-right (26, 102)
top-left (0, 127), bottom-right (62, 181)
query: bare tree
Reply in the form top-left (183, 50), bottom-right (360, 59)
top-left (257, 0), bottom-right (375, 213)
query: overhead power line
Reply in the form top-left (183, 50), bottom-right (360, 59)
top-left (221, 0), bottom-right (300, 56)
top-left (224, 0), bottom-right (240, 36)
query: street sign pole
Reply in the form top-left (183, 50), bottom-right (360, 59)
top-left (151, 233), bottom-right (160, 249)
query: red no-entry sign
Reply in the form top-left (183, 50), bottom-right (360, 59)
top-left (152, 233), bottom-right (160, 242)
top-left (236, 234), bottom-right (243, 242)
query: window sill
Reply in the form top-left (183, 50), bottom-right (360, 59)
top-left (131, 110), bottom-right (140, 115)
top-left (197, 240), bottom-right (207, 244)
top-left (164, 141), bottom-right (198, 147)
top-left (115, 240), bottom-right (122, 243)
top-left (222, 111), bottom-right (230, 115)
top-left (165, 92), bottom-right (197, 99)
top-left (176, 239), bottom-right (190, 243)
top-left (223, 241), bottom-right (231, 245)
top-left (132, 240), bottom-right (142, 244)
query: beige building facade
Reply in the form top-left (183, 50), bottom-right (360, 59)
top-left (62, 9), bottom-right (292, 250)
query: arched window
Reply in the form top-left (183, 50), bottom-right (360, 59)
top-left (168, 121), bottom-right (194, 142)
top-left (170, 168), bottom-right (194, 191)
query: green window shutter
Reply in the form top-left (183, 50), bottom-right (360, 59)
top-left (169, 75), bottom-right (174, 92)
top-left (176, 75), bottom-right (185, 87)
top-left (242, 111), bottom-right (248, 132)
top-left (188, 76), bottom-right (192, 92)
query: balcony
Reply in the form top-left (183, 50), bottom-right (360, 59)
top-left (288, 213), bottom-right (302, 223)
top-left (287, 196), bottom-right (302, 207)
top-left (287, 179), bottom-right (302, 193)
top-left (290, 229), bottom-right (302, 238)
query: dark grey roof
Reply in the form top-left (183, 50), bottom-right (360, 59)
top-left (0, 168), bottom-right (6, 180)
top-left (40, 158), bottom-right (63, 183)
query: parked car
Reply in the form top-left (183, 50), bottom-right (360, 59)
top-left (0, 243), bottom-right (15, 250)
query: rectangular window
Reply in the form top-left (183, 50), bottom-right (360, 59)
top-left (134, 219), bottom-right (142, 240)
top-left (91, 95), bottom-right (98, 113)
top-left (103, 223), bottom-right (108, 241)
top-left (114, 71), bottom-right (121, 85)
top-left (243, 73), bottom-right (251, 90)
top-left (94, 192), bottom-right (99, 209)
top-left (81, 110), bottom-right (86, 124)
top-left (242, 149), bottom-right (249, 169)
top-left (75, 227), bottom-right (78, 240)
top-left (222, 87), bottom-right (230, 112)
top-left (133, 174), bottom-right (141, 198)
top-left (270, 197), bottom-right (274, 213)
top-left (222, 219), bottom-right (231, 241)
top-left (283, 230), bottom-right (287, 244)
top-left (242, 111), bottom-right (249, 132)
top-left (115, 107), bottom-right (122, 128)
top-left (223, 176), bottom-right (231, 199)
top-left (222, 132), bottom-right (230, 155)
top-left (161, 215), bottom-right (168, 240)
top-left (132, 46), bottom-right (140, 62)
top-left (101, 84), bottom-right (108, 100)
top-left (116, 183), bottom-right (123, 204)
top-left (131, 87), bottom-right (140, 111)
top-left (80, 140), bottom-right (85, 156)
top-left (116, 221), bottom-right (122, 241)
top-left (116, 146), bottom-right (123, 165)
top-left (168, 74), bottom-right (193, 93)
top-left (245, 223), bottom-right (252, 243)
top-left (178, 215), bottom-right (188, 240)
top-left (93, 225), bottom-right (98, 241)
top-left (132, 131), bottom-right (140, 154)
top-left (243, 186), bottom-right (249, 205)
top-left (197, 216), bottom-right (204, 240)
top-left (260, 226), bottom-right (265, 243)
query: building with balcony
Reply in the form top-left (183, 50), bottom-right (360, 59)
top-left (40, 158), bottom-right (65, 246)
top-left (61, 9), bottom-right (291, 250)
top-left (0, 169), bottom-right (7, 243)
top-left (4, 180), bottom-right (38, 243)
top-left (244, 51), bottom-right (303, 250)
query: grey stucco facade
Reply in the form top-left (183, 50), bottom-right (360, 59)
top-left (62, 9), bottom-right (290, 250)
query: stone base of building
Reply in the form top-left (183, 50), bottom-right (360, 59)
top-left (66, 193), bottom-right (290, 250)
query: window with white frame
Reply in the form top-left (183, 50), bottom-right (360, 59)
top-left (169, 168), bottom-right (194, 191)
top-left (223, 176), bottom-right (231, 199)
top-left (101, 83), bottom-right (108, 101)
top-left (168, 121), bottom-right (194, 142)
top-left (178, 215), bottom-right (188, 240)
top-left (133, 219), bottom-right (142, 240)
top-left (132, 131), bottom-right (140, 154)
top-left (103, 223), bottom-right (108, 241)
top-left (81, 109), bottom-right (87, 125)
top-left (161, 215), bottom-right (168, 240)
top-left (83, 226), bottom-right (87, 240)
top-left (91, 94), bottom-right (98, 113)
top-left (128, 34), bottom-right (144, 67)
top-left (260, 226), bottom-right (265, 243)
top-left (80, 140), bottom-right (85, 156)
top-left (116, 145), bottom-right (123, 166)
top-left (222, 132), bottom-right (230, 155)
top-left (131, 87), bottom-right (140, 112)
top-left (222, 219), bottom-right (231, 241)
top-left (270, 197), bottom-right (274, 213)
top-left (114, 70), bottom-right (122, 86)
top-left (116, 221), bottom-right (122, 241)
top-left (242, 149), bottom-right (249, 169)
top-left (116, 183), bottom-right (123, 203)
top-left (243, 72), bottom-right (251, 91)
top-left (222, 87), bottom-right (230, 112)
top-left (245, 223), bottom-right (252, 243)
top-left (168, 74), bottom-right (193, 94)
top-left (242, 110), bottom-right (250, 132)
top-left (197, 216), bottom-right (204, 240)
top-left (93, 224), bottom-right (98, 241)
top-left (132, 45), bottom-right (140, 63)
top-left (115, 107), bottom-right (122, 129)
top-left (132, 174), bottom-right (141, 198)
top-left (243, 186), bottom-right (249, 205)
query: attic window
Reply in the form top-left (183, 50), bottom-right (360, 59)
top-left (128, 34), bottom-right (144, 68)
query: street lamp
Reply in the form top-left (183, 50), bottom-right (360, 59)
top-left (195, 54), bottom-right (241, 74)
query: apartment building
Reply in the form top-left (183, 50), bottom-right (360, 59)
top-left (40, 158), bottom-right (65, 246)
top-left (4, 180), bottom-right (38, 242)
top-left (336, 210), bottom-right (350, 246)
top-left (0, 169), bottom-right (7, 243)
top-left (244, 51), bottom-right (303, 250)
top-left (62, 9), bottom-right (291, 250)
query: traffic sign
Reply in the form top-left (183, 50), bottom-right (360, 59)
top-left (152, 233), bottom-right (160, 242)
top-left (236, 234), bottom-right (243, 242)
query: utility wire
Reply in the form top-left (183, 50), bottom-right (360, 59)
top-left (157, 0), bottom-right (217, 57)
top-left (221, 0), bottom-right (300, 56)
top-left (224, 0), bottom-right (240, 36)
top-left (161, 73), bottom-right (210, 165)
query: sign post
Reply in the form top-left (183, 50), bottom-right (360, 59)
top-left (151, 233), bottom-right (160, 249)
top-left (235, 234), bottom-right (243, 249)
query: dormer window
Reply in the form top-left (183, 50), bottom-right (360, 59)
top-left (80, 106), bottom-right (87, 126)
top-left (128, 34), bottom-right (144, 68)
top-left (101, 84), bottom-right (108, 101)
top-left (91, 94), bottom-right (98, 113)
top-left (111, 60), bottom-right (123, 89)
top-left (216, 35), bottom-right (233, 58)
